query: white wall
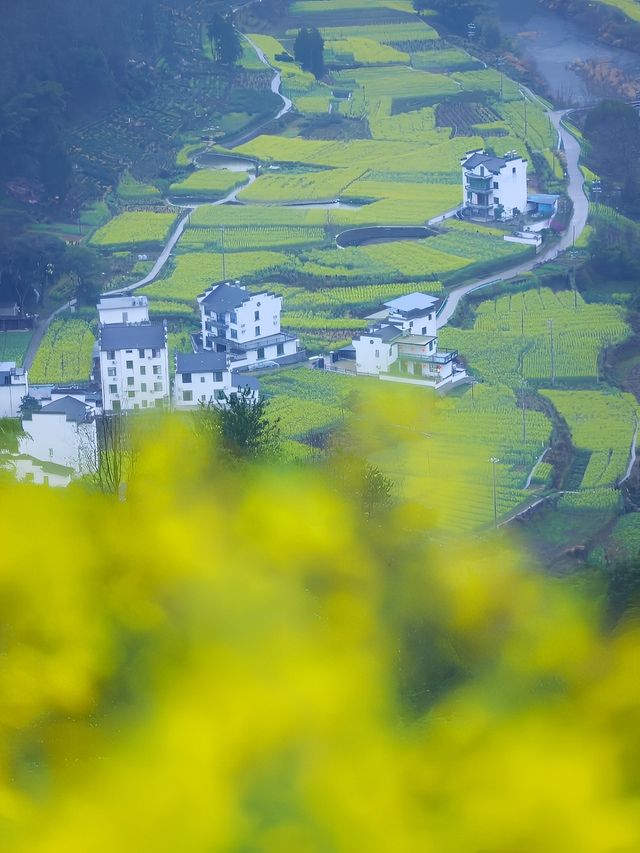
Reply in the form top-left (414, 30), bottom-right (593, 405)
top-left (100, 345), bottom-right (170, 412)
top-left (11, 456), bottom-right (72, 488)
top-left (0, 375), bottom-right (28, 418)
top-left (353, 335), bottom-right (394, 375)
top-left (387, 310), bottom-right (437, 338)
top-left (174, 368), bottom-right (234, 409)
top-left (201, 291), bottom-right (282, 348)
top-left (98, 298), bottom-right (149, 326)
top-left (496, 158), bottom-right (528, 218)
top-left (19, 413), bottom-right (97, 474)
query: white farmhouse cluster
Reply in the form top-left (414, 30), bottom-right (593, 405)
top-left (329, 293), bottom-right (465, 390)
top-left (461, 149), bottom-right (528, 221)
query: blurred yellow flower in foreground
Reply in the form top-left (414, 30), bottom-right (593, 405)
top-left (0, 408), bottom-right (639, 852)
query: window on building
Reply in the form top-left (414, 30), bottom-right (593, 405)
top-left (493, 182), bottom-right (498, 189)
top-left (126, 350), bottom-right (133, 354)
top-left (152, 365), bottom-right (161, 375)
top-left (126, 360), bottom-right (134, 370)
top-left (277, 343), bottom-right (284, 356)
top-left (109, 384), bottom-right (117, 394)
top-left (375, 349), bottom-right (380, 358)
top-left (113, 401), bottom-right (121, 412)
top-left (141, 383), bottom-right (147, 392)
top-left (49, 448), bottom-right (54, 459)
top-left (127, 377), bottom-right (134, 386)
top-left (255, 326), bottom-right (260, 337)
top-left (480, 166), bottom-right (484, 176)
top-left (494, 196), bottom-right (500, 204)
top-left (128, 391), bottom-right (135, 398)
top-left (254, 310), bottom-right (260, 321)
top-left (107, 350), bottom-right (115, 360)
top-left (512, 166), bottom-right (516, 174)
top-left (231, 329), bottom-right (238, 340)
top-left (138, 349), bottom-right (145, 358)
top-left (182, 372), bottom-right (192, 384)
top-left (140, 366), bottom-right (146, 376)
top-left (213, 371), bottom-right (222, 382)
top-left (123, 312), bottom-right (128, 323)
top-left (429, 341), bottom-right (434, 351)
top-left (230, 312), bottom-right (237, 324)
top-left (152, 349), bottom-right (160, 358)
top-left (142, 400), bottom-right (148, 409)
top-left (216, 389), bottom-right (225, 400)
top-left (200, 376), bottom-right (205, 383)
top-left (200, 394), bottom-right (206, 403)
top-left (428, 313), bottom-right (432, 321)
top-left (183, 390), bottom-right (193, 402)
top-left (107, 367), bottom-right (116, 377)
top-left (154, 382), bottom-right (162, 392)
top-left (257, 347), bottom-right (265, 360)
top-left (422, 327), bottom-right (427, 335)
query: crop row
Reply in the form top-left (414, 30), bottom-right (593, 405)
top-left (181, 225), bottom-right (328, 251)
top-left (90, 212), bottom-right (177, 247)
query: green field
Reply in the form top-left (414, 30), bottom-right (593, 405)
top-left (90, 212), bottom-right (178, 248)
top-left (29, 319), bottom-right (95, 385)
top-left (441, 288), bottom-right (630, 387)
top-left (169, 169), bottom-right (249, 199)
top-left (0, 331), bottom-right (32, 366)
top-left (540, 389), bottom-right (638, 489)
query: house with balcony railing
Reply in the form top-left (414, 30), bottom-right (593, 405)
top-left (461, 149), bottom-right (527, 221)
top-left (197, 283), bottom-right (301, 369)
top-left (328, 293), bottom-right (465, 390)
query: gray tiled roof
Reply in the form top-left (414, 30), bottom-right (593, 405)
top-left (100, 323), bottom-right (165, 351)
top-left (366, 324), bottom-right (402, 342)
top-left (200, 284), bottom-right (249, 312)
top-left (463, 152), bottom-right (508, 174)
top-left (39, 395), bottom-right (92, 423)
top-left (176, 351), bottom-right (227, 374)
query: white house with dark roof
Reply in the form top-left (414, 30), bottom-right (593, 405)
top-left (173, 351), bottom-right (259, 410)
top-left (461, 149), bottom-right (527, 220)
top-left (332, 293), bottom-right (464, 389)
top-left (18, 395), bottom-right (97, 475)
top-left (97, 295), bottom-right (149, 326)
top-left (99, 322), bottom-right (169, 412)
top-left (0, 361), bottom-right (28, 418)
top-left (197, 283), bottom-right (300, 368)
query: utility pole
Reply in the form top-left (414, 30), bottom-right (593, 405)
top-left (548, 318), bottom-right (556, 386)
top-left (489, 457), bottom-right (500, 525)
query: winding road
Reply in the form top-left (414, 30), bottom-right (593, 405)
top-left (436, 108), bottom-right (589, 327)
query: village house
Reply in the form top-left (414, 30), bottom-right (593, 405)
top-left (0, 361), bottom-right (28, 418)
top-left (197, 282), bottom-right (300, 369)
top-left (99, 322), bottom-right (170, 412)
top-left (329, 293), bottom-right (465, 389)
top-left (97, 294), bottom-right (150, 326)
top-left (461, 149), bottom-right (528, 220)
top-left (18, 395), bottom-right (97, 477)
top-left (173, 351), bottom-right (259, 410)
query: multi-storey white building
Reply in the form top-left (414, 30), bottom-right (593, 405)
top-left (461, 149), bottom-right (527, 220)
top-left (99, 322), bottom-right (170, 412)
top-left (332, 293), bottom-right (464, 389)
top-left (197, 283), bottom-right (300, 368)
top-left (18, 395), bottom-right (97, 475)
top-left (97, 295), bottom-right (149, 326)
top-left (173, 351), bottom-right (259, 410)
top-left (0, 361), bottom-right (28, 418)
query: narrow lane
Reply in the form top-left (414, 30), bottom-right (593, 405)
top-left (437, 109), bottom-right (588, 327)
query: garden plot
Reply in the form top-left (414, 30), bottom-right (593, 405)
top-left (367, 103), bottom-right (452, 144)
top-left (333, 65), bottom-right (461, 105)
top-left (189, 206), bottom-right (329, 228)
top-left (181, 225), bottom-right (328, 252)
top-left (0, 331), bottom-right (32, 366)
top-left (90, 212), bottom-right (178, 249)
top-left (324, 37), bottom-right (409, 66)
top-left (310, 22), bottom-right (439, 43)
top-left (116, 172), bottom-right (162, 203)
top-left (411, 48), bottom-right (483, 73)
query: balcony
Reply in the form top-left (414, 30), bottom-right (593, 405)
top-left (465, 173), bottom-right (493, 191)
top-left (396, 346), bottom-right (458, 365)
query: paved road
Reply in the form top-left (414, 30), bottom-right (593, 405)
top-left (437, 109), bottom-right (588, 328)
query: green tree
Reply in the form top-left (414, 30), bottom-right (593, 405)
top-left (197, 388), bottom-right (281, 460)
top-left (207, 13), bottom-right (242, 66)
top-left (294, 27), bottom-right (324, 79)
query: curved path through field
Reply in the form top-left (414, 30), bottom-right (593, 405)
top-left (107, 34), bottom-right (292, 298)
top-left (436, 109), bottom-right (588, 328)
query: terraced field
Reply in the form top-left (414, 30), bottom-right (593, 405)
top-left (441, 288), bottom-right (630, 387)
top-left (90, 212), bottom-right (178, 248)
top-left (29, 319), bottom-right (95, 385)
